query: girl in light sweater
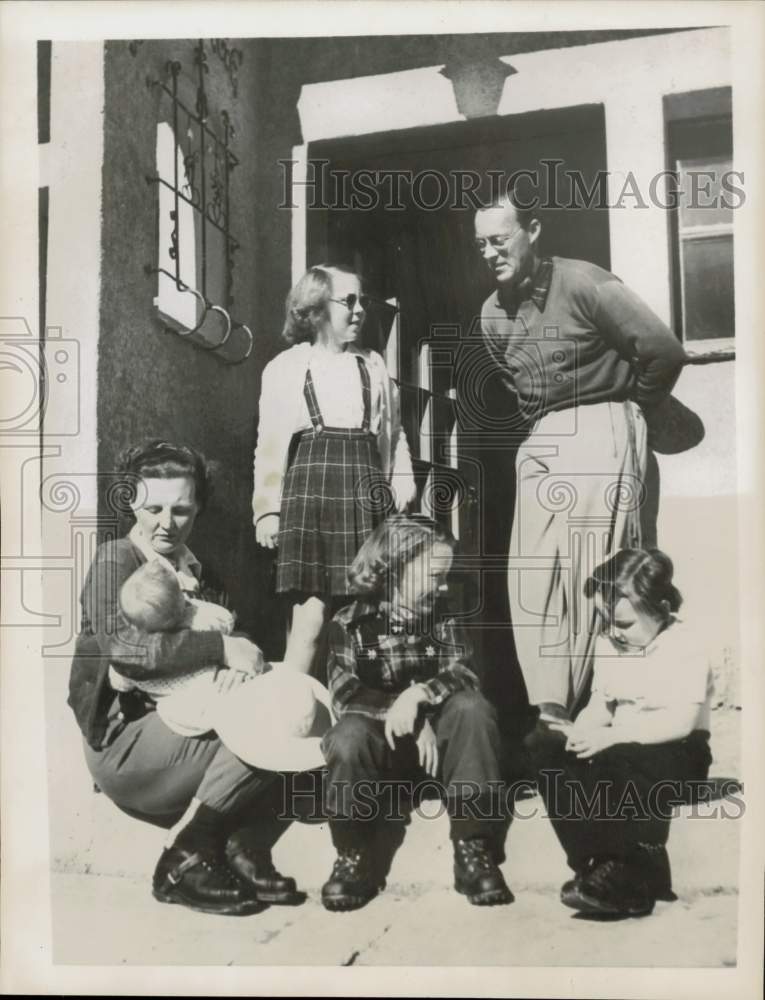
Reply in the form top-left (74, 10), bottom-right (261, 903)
top-left (253, 265), bottom-right (416, 676)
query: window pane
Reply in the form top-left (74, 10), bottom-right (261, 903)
top-left (681, 233), bottom-right (734, 340)
top-left (677, 155), bottom-right (733, 229)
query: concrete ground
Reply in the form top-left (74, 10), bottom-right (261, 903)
top-left (49, 708), bottom-right (742, 968)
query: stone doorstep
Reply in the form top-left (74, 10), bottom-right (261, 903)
top-left (50, 869), bottom-right (740, 969)
top-left (53, 787), bottom-right (742, 897)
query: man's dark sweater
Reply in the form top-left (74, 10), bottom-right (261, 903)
top-left (480, 256), bottom-right (687, 423)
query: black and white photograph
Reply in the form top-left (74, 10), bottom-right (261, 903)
top-left (1, 1), bottom-right (763, 996)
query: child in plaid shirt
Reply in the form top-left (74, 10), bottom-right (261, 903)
top-left (320, 514), bottom-right (513, 912)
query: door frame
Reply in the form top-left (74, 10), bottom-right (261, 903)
top-left (304, 103), bottom-right (609, 268)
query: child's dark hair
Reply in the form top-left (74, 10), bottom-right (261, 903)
top-left (584, 548), bottom-right (682, 624)
top-left (347, 514), bottom-right (456, 599)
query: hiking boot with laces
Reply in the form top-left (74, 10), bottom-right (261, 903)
top-left (321, 847), bottom-right (383, 912)
top-left (561, 856), bottom-right (653, 917)
top-left (152, 845), bottom-right (266, 916)
top-left (453, 838), bottom-right (514, 906)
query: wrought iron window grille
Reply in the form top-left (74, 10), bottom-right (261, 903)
top-left (144, 41), bottom-right (252, 364)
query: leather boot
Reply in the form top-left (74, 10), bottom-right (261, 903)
top-left (561, 855), bottom-right (600, 900)
top-left (321, 846), bottom-right (383, 912)
top-left (152, 845), bottom-right (266, 916)
top-left (634, 843), bottom-right (677, 902)
top-left (226, 831), bottom-right (306, 905)
top-left (561, 856), bottom-right (653, 917)
top-left (453, 838), bottom-right (514, 906)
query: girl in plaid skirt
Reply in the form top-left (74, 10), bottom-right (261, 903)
top-left (253, 265), bottom-right (416, 675)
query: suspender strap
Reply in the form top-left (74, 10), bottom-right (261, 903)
top-left (302, 353), bottom-right (372, 432)
top-left (357, 354), bottom-right (371, 432)
top-left (303, 365), bottom-right (323, 429)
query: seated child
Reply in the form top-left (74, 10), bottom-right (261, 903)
top-left (526, 547), bottom-right (714, 918)
top-left (111, 560), bottom-right (330, 771)
top-left (320, 514), bottom-right (513, 912)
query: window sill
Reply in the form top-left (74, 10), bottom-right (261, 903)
top-left (683, 338), bottom-right (735, 364)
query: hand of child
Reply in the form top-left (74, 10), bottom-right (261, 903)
top-left (565, 726), bottom-right (617, 759)
top-left (384, 685), bottom-right (428, 749)
top-left (215, 668), bottom-right (250, 695)
top-left (255, 514), bottom-right (280, 549)
top-left (416, 718), bottom-right (439, 777)
top-left (221, 636), bottom-right (266, 677)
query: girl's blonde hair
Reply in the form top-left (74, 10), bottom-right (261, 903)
top-left (281, 264), bottom-right (360, 344)
top-left (348, 514), bottom-right (456, 599)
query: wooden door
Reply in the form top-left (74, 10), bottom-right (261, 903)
top-left (306, 105), bottom-right (610, 721)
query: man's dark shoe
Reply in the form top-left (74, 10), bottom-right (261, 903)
top-left (561, 857), bottom-right (653, 917)
top-left (321, 847), bottom-right (383, 912)
top-left (453, 838), bottom-right (514, 906)
top-left (226, 832), bottom-right (306, 905)
top-left (634, 843), bottom-right (677, 902)
top-left (152, 845), bottom-right (266, 916)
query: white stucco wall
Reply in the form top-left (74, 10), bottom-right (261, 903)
top-left (296, 27), bottom-right (731, 321)
top-left (656, 361), bottom-right (738, 692)
top-left (41, 42), bottom-right (106, 869)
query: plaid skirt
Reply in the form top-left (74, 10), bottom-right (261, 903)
top-left (276, 427), bottom-right (390, 597)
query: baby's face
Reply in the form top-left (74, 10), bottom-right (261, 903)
top-left (595, 592), bottom-right (664, 651)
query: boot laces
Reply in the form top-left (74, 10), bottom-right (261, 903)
top-left (586, 857), bottom-right (627, 893)
top-left (332, 848), bottom-right (365, 879)
top-left (456, 839), bottom-right (493, 873)
top-left (197, 852), bottom-right (242, 888)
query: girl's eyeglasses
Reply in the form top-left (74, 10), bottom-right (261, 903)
top-left (329, 293), bottom-right (371, 312)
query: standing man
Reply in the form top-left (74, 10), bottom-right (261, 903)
top-left (474, 192), bottom-right (686, 721)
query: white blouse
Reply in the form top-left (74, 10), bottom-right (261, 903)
top-left (252, 342), bottom-right (416, 522)
top-left (305, 348), bottom-right (366, 429)
top-left (592, 619), bottom-right (713, 732)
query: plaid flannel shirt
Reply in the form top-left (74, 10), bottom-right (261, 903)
top-left (326, 600), bottom-right (480, 720)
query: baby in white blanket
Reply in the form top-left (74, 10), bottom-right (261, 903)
top-left (110, 559), bottom-right (264, 737)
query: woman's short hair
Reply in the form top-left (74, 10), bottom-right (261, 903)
top-left (584, 548), bottom-right (682, 623)
top-left (281, 264), bottom-right (360, 345)
top-left (347, 514), bottom-right (456, 599)
top-left (116, 440), bottom-right (214, 512)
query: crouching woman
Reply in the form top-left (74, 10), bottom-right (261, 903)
top-left (68, 441), bottom-right (303, 916)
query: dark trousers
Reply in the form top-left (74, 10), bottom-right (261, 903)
top-left (84, 708), bottom-right (293, 850)
top-left (322, 690), bottom-right (506, 845)
top-left (525, 725), bottom-right (712, 871)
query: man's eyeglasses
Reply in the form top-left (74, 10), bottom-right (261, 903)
top-left (329, 293), bottom-right (370, 311)
top-left (474, 228), bottom-right (524, 254)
